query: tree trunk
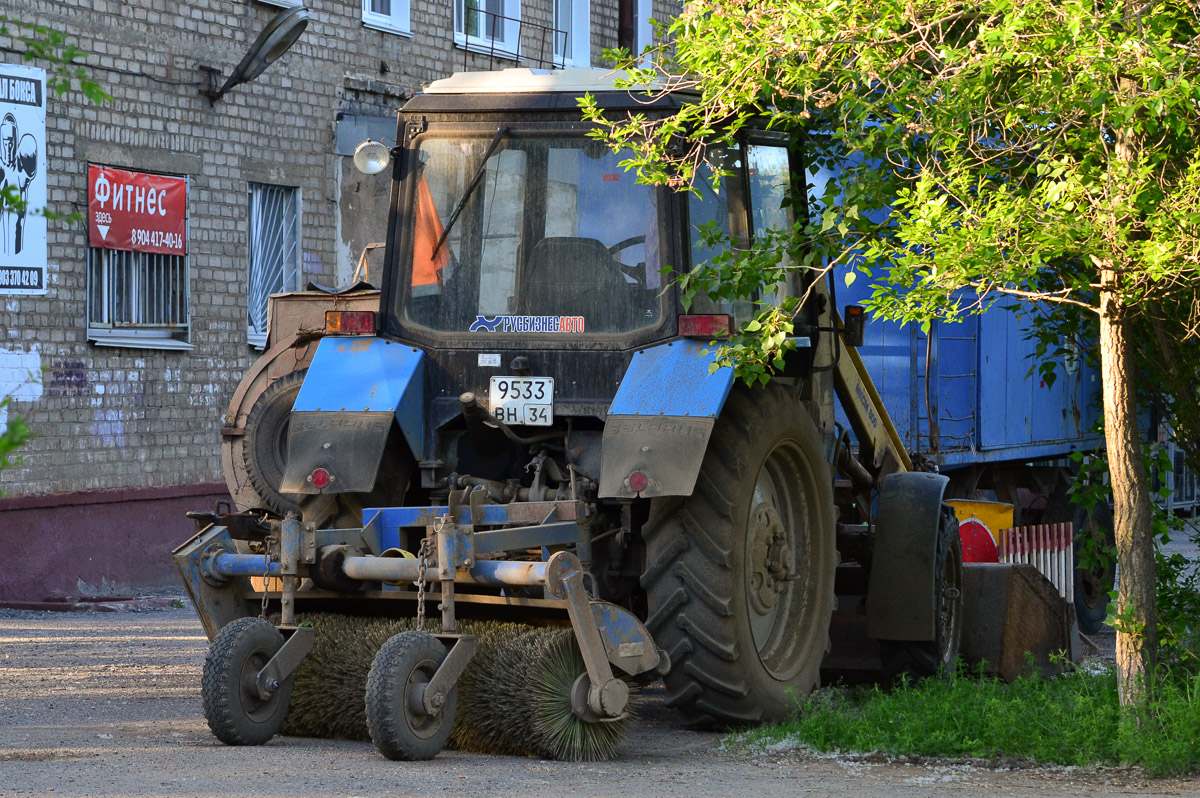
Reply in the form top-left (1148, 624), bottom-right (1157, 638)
top-left (1099, 278), bottom-right (1157, 705)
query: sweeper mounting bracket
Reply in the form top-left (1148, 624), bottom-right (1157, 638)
top-left (174, 488), bottom-right (668, 757)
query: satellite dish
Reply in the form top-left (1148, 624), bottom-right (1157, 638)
top-left (204, 6), bottom-right (310, 102)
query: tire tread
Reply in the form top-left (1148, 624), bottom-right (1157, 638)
top-left (202, 617), bottom-right (290, 746)
top-left (642, 385), bottom-right (836, 729)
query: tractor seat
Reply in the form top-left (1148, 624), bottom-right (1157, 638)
top-left (521, 237), bottom-right (633, 332)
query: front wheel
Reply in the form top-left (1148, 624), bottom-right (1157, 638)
top-left (365, 631), bottom-right (456, 761)
top-left (879, 505), bottom-right (964, 681)
top-left (641, 385), bottom-right (837, 728)
top-left (202, 617), bottom-right (292, 745)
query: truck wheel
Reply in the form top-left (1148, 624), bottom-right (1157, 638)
top-left (242, 369), bottom-right (306, 517)
top-left (879, 505), bottom-right (963, 681)
top-left (202, 617), bottom-right (292, 745)
top-left (641, 385), bottom-right (836, 728)
top-left (1046, 493), bottom-right (1115, 635)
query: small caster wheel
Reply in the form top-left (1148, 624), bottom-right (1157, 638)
top-left (365, 630), bottom-right (456, 760)
top-left (202, 617), bottom-right (292, 745)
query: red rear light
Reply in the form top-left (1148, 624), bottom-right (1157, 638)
top-left (309, 468), bottom-right (331, 488)
top-left (325, 310), bottom-right (376, 335)
top-left (627, 471), bottom-right (649, 493)
top-left (679, 314), bottom-right (732, 338)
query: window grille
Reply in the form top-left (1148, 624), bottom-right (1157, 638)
top-left (87, 247), bottom-right (190, 347)
top-left (248, 183), bottom-right (301, 348)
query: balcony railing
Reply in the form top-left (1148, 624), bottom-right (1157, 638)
top-left (456, 4), bottom-right (567, 71)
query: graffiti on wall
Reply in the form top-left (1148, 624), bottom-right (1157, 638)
top-left (45, 361), bottom-right (91, 397)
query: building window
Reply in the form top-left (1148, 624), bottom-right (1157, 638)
top-left (553, 0), bottom-right (589, 66)
top-left (633, 0), bottom-right (653, 57)
top-left (248, 183), bottom-right (301, 349)
top-left (87, 249), bottom-right (190, 347)
top-left (363, 0), bottom-right (411, 35)
top-left (455, 0), bottom-right (521, 56)
top-left (86, 165), bottom-right (191, 350)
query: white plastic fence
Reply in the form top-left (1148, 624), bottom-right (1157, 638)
top-left (996, 523), bottom-right (1075, 604)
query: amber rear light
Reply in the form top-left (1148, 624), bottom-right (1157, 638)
top-left (678, 314), bottom-right (732, 338)
top-left (325, 310), bottom-right (376, 335)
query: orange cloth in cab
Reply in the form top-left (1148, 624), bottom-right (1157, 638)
top-left (413, 176), bottom-right (449, 287)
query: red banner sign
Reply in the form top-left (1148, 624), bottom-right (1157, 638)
top-left (88, 165), bottom-right (187, 255)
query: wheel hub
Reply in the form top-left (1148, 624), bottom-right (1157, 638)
top-left (748, 504), bottom-right (793, 614)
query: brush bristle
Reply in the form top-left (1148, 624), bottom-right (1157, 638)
top-left (528, 630), bottom-right (632, 761)
top-left (453, 625), bottom-right (635, 761)
top-left (279, 613), bottom-right (634, 760)
top-left (281, 614), bottom-right (426, 740)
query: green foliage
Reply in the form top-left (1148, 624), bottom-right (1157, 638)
top-left (0, 17), bottom-right (105, 485)
top-left (0, 396), bottom-right (30, 480)
top-left (584, 0), bottom-right (1200, 372)
top-left (1143, 445), bottom-right (1200, 673)
top-left (0, 16), bottom-right (108, 221)
top-left (733, 664), bottom-right (1200, 776)
top-left (1154, 523), bottom-right (1200, 674)
top-left (585, 0), bottom-right (1198, 700)
top-left (1, 17), bottom-right (109, 103)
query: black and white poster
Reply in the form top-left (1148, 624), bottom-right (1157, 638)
top-left (0, 64), bottom-right (46, 295)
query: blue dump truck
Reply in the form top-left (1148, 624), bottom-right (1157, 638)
top-left (183, 68), bottom-right (1100, 762)
top-left (837, 284), bottom-right (1113, 633)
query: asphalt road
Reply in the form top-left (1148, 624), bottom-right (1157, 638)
top-left (1, 606), bottom-right (1198, 798)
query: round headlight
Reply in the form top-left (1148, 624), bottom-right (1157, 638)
top-left (353, 140), bottom-right (392, 175)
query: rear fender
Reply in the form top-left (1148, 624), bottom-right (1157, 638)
top-left (865, 471), bottom-right (950, 641)
top-left (280, 336), bottom-right (424, 495)
top-left (598, 341), bottom-right (733, 499)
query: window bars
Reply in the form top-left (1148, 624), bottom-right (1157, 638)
top-left (88, 247), bottom-right (189, 333)
top-left (248, 183), bottom-right (300, 345)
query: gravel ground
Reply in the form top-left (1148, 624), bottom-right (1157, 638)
top-left (2, 605), bottom-right (1199, 798)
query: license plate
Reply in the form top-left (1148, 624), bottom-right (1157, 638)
top-left (489, 376), bottom-right (554, 426)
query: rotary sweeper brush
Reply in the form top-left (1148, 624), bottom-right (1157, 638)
top-left (176, 493), bottom-right (663, 761)
top-left (278, 613), bottom-right (636, 761)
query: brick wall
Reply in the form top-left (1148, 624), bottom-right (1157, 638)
top-left (0, 0), bottom-right (680, 501)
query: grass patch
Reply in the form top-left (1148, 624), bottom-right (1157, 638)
top-left (732, 664), bottom-right (1200, 776)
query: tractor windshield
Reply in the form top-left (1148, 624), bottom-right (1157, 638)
top-left (400, 134), bottom-right (665, 335)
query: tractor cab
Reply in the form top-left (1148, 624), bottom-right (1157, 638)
top-left (288, 67), bottom-right (819, 510)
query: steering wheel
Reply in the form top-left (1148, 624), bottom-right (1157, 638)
top-left (607, 235), bottom-right (647, 258)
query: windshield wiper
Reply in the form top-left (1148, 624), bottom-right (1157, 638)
top-left (432, 126), bottom-right (509, 257)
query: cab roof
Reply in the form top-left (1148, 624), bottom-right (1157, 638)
top-left (424, 67), bottom-right (661, 94)
top-left (403, 67), bottom-right (692, 114)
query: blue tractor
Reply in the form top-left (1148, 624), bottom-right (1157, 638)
top-left (181, 68), bottom-right (1010, 756)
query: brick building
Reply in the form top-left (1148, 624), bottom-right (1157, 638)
top-left (0, 0), bottom-right (679, 600)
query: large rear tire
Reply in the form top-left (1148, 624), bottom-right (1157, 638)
top-left (242, 368), bottom-right (414, 527)
top-left (641, 385), bottom-right (837, 728)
